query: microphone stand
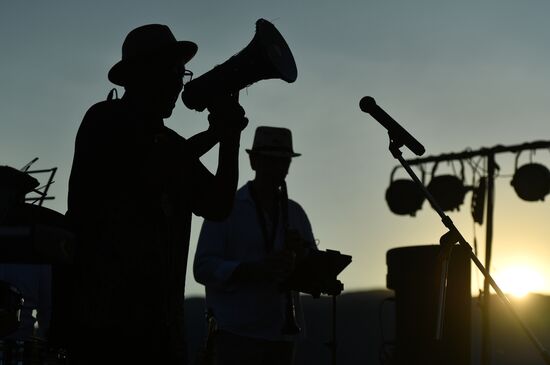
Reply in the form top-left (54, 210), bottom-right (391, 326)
top-left (386, 133), bottom-right (550, 365)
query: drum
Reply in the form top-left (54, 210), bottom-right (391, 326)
top-left (0, 203), bottom-right (75, 265)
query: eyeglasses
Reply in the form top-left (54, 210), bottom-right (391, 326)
top-left (150, 63), bottom-right (193, 84)
top-left (182, 69), bottom-right (193, 84)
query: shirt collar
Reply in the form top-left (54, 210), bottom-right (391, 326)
top-left (236, 181), bottom-right (254, 202)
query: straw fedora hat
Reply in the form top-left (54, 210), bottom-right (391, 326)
top-left (108, 24), bottom-right (198, 86)
top-left (246, 126), bottom-right (301, 158)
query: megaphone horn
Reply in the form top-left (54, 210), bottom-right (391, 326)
top-left (181, 18), bottom-right (298, 112)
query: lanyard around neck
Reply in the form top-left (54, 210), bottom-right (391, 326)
top-left (248, 182), bottom-right (280, 253)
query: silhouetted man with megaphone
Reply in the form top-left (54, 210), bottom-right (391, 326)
top-left (64, 24), bottom-right (248, 365)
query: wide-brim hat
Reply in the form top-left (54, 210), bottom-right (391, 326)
top-left (108, 24), bottom-right (198, 86)
top-left (246, 126), bottom-right (301, 158)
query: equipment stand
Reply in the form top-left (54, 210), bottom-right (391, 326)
top-left (324, 294), bottom-right (338, 365)
top-left (331, 294), bottom-right (337, 365)
top-left (387, 135), bottom-right (550, 365)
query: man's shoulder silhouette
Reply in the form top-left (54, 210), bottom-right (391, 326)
top-left (77, 98), bottom-right (133, 140)
top-left (84, 98), bottom-right (126, 122)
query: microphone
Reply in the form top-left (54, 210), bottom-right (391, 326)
top-left (359, 96), bottom-right (425, 156)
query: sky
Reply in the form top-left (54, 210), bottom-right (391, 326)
top-left (1, 0), bottom-right (550, 298)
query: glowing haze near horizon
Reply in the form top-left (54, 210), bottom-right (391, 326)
top-left (1, 0), bottom-right (549, 297)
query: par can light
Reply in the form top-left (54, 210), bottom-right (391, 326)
top-left (427, 161), bottom-right (469, 212)
top-left (385, 166), bottom-right (425, 216)
top-left (510, 151), bottom-right (550, 201)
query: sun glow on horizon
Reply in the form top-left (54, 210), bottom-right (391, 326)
top-left (493, 265), bottom-right (545, 298)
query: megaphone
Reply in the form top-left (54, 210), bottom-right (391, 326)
top-left (181, 18), bottom-right (297, 112)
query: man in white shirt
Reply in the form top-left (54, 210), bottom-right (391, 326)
top-left (194, 126), bottom-right (316, 365)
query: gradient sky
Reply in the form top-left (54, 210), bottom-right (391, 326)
top-left (2, 0), bottom-right (550, 297)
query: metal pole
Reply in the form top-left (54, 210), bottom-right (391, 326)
top-left (332, 295), bottom-right (337, 365)
top-left (482, 153), bottom-right (496, 365)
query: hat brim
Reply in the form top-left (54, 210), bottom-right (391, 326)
top-left (108, 41), bottom-right (198, 86)
top-left (246, 149), bottom-right (301, 158)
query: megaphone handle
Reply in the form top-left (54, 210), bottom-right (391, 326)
top-left (187, 91), bottom-right (242, 158)
top-left (206, 92), bottom-right (241, 113)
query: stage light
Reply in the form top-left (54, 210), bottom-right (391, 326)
top-left (470, 177), bottom-right (486, 224)
top-left (385, 166), bottom-right (425, 216)
top-left (427, 161), bottom-right (469, 212)
top-left (510, 151), bottom-right (550, 202)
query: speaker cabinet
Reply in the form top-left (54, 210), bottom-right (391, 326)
top-left (387, 245), bottom-right (471, 365)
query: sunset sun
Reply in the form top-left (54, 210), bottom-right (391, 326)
top-left (493, 266), bottom-right (545, 298)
